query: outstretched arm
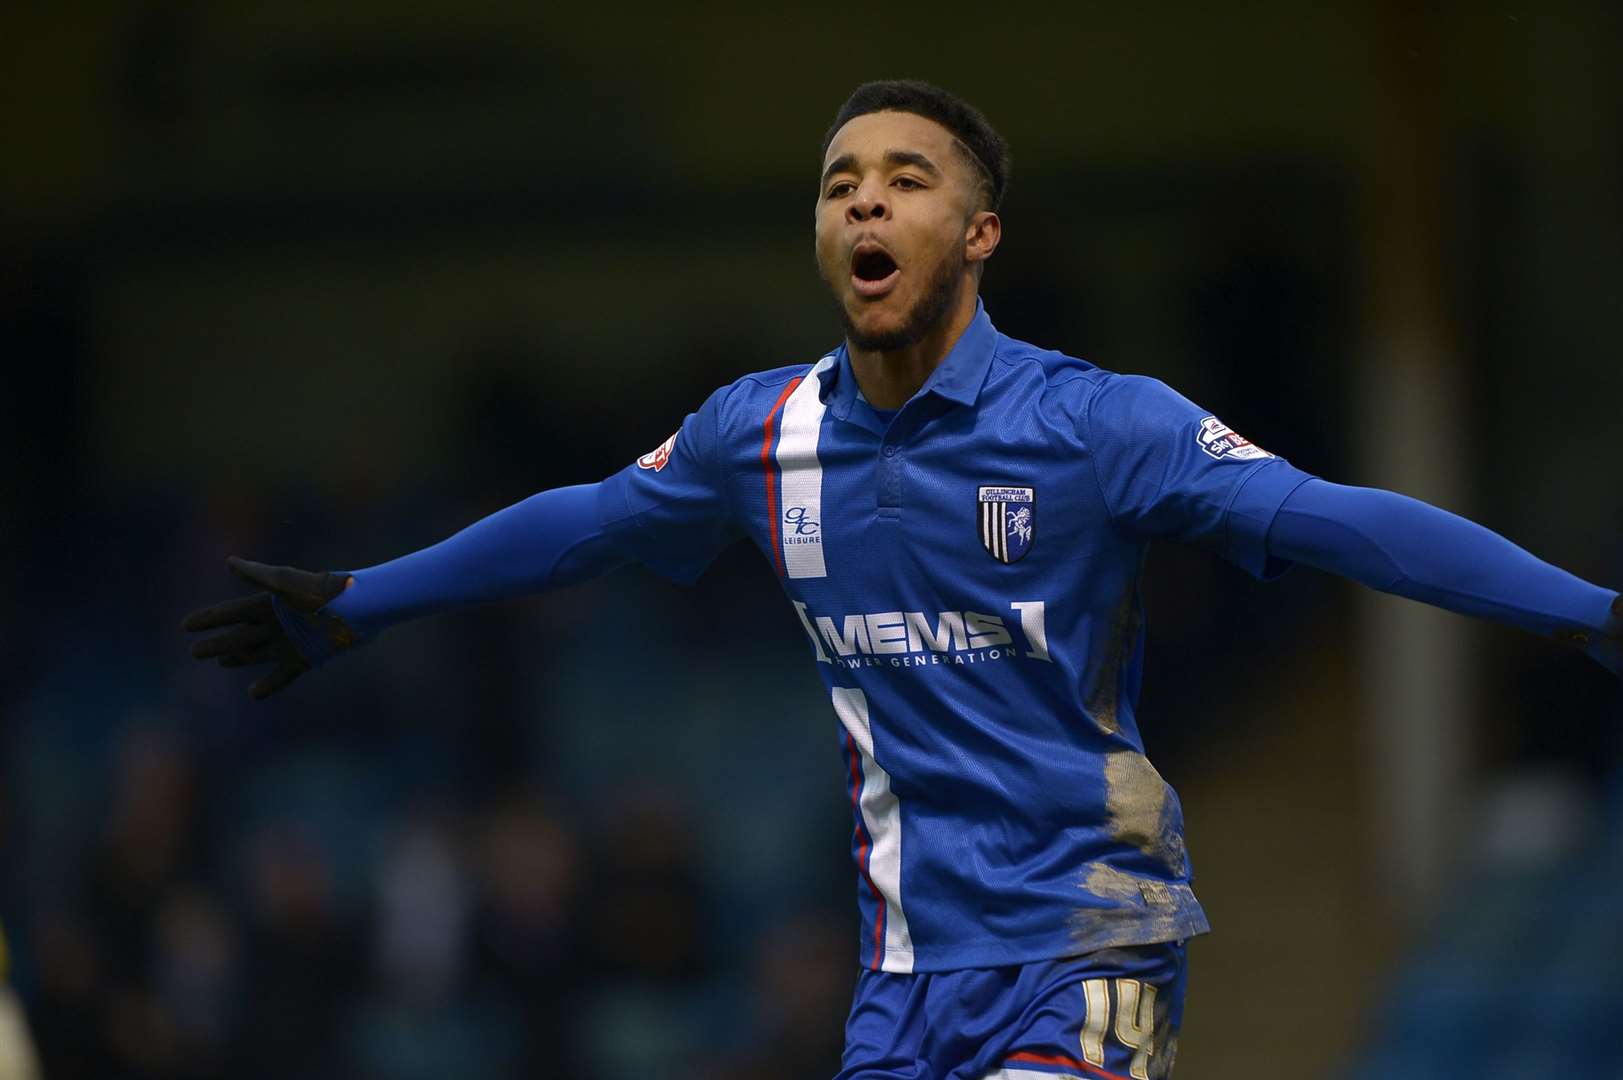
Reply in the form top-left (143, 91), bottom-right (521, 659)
top-left (324, 483), bottom-right (628, 639)
top-left (185, 383), bottom-right (742, 699)
top-left (183, 483), bottom-right (633, 698)
top-left (1265, 478), bottom-right (1622, 674)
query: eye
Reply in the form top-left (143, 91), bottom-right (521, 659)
top-left (826, 181), bottom-right (855, 199)
top-left (893, 176), bottom-right (924, 190)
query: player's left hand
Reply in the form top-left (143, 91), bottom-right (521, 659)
top-left (182, 557), bottom-right (354, 699)
top-left (1587, 594), bottom-right (1623, 677)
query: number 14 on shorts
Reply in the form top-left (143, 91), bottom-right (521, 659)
top-left (1081, 977), bottom-right (1157, 1080)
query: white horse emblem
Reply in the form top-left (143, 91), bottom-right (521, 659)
top-left (977, 485), bottom-right (1036, 564)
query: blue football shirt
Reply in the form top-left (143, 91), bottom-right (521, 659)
top-left (598, 301), bottom-right (1314, 973)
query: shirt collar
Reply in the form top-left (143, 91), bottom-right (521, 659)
top-left (822, 299), bottom-right (998, 420)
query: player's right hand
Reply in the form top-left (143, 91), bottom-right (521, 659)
top-left (182, 557), bottom-right (355, 700)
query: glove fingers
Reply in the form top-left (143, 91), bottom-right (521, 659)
top-left (190, 623), bottom-right (273, 660)
top-left (227, 557), bottom-right (346, 612)
top-left (218, 644), bottom-right (277, 668)
top-left (249, 664), bottom-right (303, 700)
top-left (182, 593), bottom-right (270, 632)
top-left (226, 556), bottom-right (301, 592)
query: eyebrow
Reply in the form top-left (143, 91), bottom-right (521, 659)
top-left (821, 148), bottom-right (944, 188)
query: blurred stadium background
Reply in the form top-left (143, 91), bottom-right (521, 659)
top-left (3, 3), bottom-right (1621, 1077)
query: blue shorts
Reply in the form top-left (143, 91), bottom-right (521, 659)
top-left (836, 942), bottom-right (1187, 1080)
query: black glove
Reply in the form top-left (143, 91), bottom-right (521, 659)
top-left (182, 556), bottom-right (355, 699)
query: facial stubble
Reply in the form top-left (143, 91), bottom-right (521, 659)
top-left (831, 242), bottom-right (966, 353)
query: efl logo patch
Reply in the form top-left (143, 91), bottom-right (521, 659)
top-left (978, 486), bottom-right (1035, 564)
top-left (1196, 416), bottom-right (1272, 462)
top-left (637, 429), bottom-right (679, 472)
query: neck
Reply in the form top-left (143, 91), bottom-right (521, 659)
top-left (848, 279), bottom-right (979, 411)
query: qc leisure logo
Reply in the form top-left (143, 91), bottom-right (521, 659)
top-left (791, 600), bottom-right (1052, 671)
top-left (782, 506), bottom-right (821, 548)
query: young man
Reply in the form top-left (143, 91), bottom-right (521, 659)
top-left (186, 81), bottom-right (1621, 1079)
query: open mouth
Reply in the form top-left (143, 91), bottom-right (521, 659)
top-left (850, 246), bottom-right (900, 298)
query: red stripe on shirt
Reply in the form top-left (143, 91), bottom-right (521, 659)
top-left (844, 731), bottom-right (886, 969)
top-left (760, 376), bottom-right (803, 577)
top-left (1005, 1050), bottom-right (1132, 1080)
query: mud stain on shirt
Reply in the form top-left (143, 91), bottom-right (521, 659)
top-left (1104, 750), bottom-right (1187, 876)
top-left (1084, 578), bottom-right (1141, 735)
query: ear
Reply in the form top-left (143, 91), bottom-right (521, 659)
top-left (964, 210), bottom-right (1001, 266)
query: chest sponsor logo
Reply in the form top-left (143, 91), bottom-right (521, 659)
top-left (1196, 416), bottom-right (1272, 462)
top-left (637, 429), bottom-right (679, 472)
top-left (791, 600), bottom-right (1052, 669)
top-left (978, 485), bottom-right (1035, 564)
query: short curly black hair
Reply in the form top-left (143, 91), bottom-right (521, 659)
top-left (822, 80), bottom-right (1011, 212)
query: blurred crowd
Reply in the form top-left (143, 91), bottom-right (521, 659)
top-left (16, 723), bottom-right (850, 1079)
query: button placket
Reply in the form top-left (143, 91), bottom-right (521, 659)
top-left (878, 440), bottom-right (904, 509)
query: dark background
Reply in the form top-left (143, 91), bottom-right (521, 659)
top-left (3, 3), bottom-right (1621, 1077)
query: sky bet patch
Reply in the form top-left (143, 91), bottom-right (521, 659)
top-left (1196, 416), bottom-right (1272, 462)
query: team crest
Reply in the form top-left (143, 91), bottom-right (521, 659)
top-left (978, 485), bottom-right (1035, 564)
top-left (637, 429), bottom-right (679, 471)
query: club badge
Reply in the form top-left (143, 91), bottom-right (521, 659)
top-left (978, 485), bottom-right (1035, 564)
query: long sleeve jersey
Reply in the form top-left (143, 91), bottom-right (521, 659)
top-left (321, 302), bottom-right (1618, 972)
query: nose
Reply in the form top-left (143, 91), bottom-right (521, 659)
top-left (847, 180), bottom-right (888, 224)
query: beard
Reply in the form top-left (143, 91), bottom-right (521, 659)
top-left (834, 244), bottom-right (965, 352)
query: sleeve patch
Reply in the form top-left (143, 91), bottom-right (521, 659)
top-left (1197, 416), bottom-right (1272, 462)
top-left (637, 429), bottom-right (679, 472)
